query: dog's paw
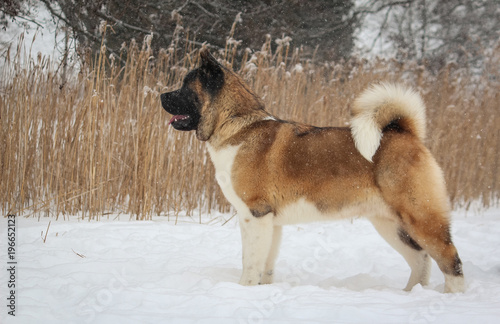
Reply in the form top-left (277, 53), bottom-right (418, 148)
top-left (260, 270), bottom-right (274, 285)
top-left (239, 272), bottom-right (263, 286)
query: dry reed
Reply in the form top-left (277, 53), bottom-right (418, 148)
top-left (1, 31), bottom-right (498, 220)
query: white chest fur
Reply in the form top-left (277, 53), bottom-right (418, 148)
top-left (206, 144), bottom-right (248, 212)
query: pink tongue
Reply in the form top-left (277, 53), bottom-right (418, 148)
top-left (169, 115), bottom-right (189, 125)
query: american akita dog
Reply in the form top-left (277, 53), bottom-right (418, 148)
top-left (160, 49), bottom-right (465, 293)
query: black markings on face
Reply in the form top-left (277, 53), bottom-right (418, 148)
top-left (160, 56), bottom-right (225, 132)
top-left (160, 84), bottom-right (201, 131)
top-left (160, 83), bottom-right (199, 114)
top-left (398, 228), bottom-right (423, 251)
top-left (199, 50), bottom-right (225, 96)
top-left (199, 65), bottom-right (224, 97)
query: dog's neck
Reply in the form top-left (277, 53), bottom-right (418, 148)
top-left (208, 107), bottom-right (274, 149)
top-left (206, 73), bottom-right (277, 149)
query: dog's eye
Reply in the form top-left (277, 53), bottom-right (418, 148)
top-left (185, 89), bottom-right (199, 105)
top-left (192, 93), bottom-right (200, 104)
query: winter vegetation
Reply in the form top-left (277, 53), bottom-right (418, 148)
top-left (0, 3), bottom-right (499, 219)
top-left (1, 23), bottom-right (498, 220)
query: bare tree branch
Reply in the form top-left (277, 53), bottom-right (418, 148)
top-left (37, 0), bottom-right (359, 62)
top-left (39, 0), bottom-right (125, 64)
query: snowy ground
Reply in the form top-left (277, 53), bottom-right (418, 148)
top-left (1, 207), bottom-right (499, 324)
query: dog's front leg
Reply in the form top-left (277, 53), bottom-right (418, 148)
top-left (238, 211), bottom-right (274, 285)
top-left (260, 225), bottom-right (282, 284)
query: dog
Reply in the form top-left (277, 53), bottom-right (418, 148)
top-left (160, 49), bottom-right (465, 293)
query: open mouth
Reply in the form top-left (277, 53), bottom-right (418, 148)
top-left (169, 115), bottom-right (190, 125)
top-left (168, 114), bottom-right (194, 130)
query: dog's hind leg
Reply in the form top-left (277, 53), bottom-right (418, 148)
top-left (375, 137), bottom-right (465, 292)
top-left (238, 211), bottom-right (275, 285)
top-left (260, 225), bottom-right (283, 284)
top-left (397, 211), bottom-right (465, 293)
top-left (369, 216), bottom-right (431, 291)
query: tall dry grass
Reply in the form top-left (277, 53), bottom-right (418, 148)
top-left (1, 31), bottom-right (498, 220)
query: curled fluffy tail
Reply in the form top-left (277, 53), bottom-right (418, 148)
top-left (350, 83), bottom-right (426, 162)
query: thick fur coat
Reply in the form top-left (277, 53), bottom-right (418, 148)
top-left (160, 49), bottom-right (465, 293)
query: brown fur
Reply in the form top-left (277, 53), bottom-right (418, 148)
top-left (160, 49), bottom-right (464, 292)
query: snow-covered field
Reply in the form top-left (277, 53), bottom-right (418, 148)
top-left (1, 208), bottom-right (499, 324)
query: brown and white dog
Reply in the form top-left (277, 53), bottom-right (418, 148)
top-left (160, 49), bottom-right (465, 293)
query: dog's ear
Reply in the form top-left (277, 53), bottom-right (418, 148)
top-left (200, 48), bottom-right (220, 68)
top-left (199, 49), bottom-right (224, 96)
top-left (196, 104), bottom-right (217, 141)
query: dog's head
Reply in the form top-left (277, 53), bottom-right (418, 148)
top-left (160, 49), bottom-right (226, 141)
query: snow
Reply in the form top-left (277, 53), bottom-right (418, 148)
top-left (1, 208), bottom-right (499, 323)
top-left (0, 1), bottom-right (67, 67)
